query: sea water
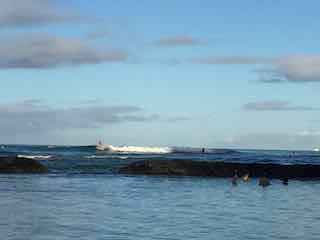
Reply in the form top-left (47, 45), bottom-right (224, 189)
top-left (0, 145), bottom-right (320, 240)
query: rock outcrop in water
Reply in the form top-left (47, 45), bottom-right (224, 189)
top-left (0, 156), bottom-right (50, 174)
top-left (118, 159), bottom-right (320, 179)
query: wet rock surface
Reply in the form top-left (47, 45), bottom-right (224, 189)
top-left (0, 156), bottom-right (50, 174)
top-left (118, 159), bottom-right (320, 179)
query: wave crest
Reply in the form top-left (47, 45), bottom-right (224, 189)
top-left (17, 154), bottom-right (51, 159)
top-left (98, 145), bottom-right (171, 154)
top-left (85, 155), bottom-right (129, 159)
top-left (96, 144), bottom-right (237, 154)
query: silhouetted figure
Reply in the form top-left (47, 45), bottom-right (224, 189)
top-left (232, 170), bottom-right (238, 185)
top-left (289, 151), bottom-right (296, 158)
top-left (242, 172), bottom-right (249, 181)
top-left (259, 173), bottom-right (270, 187)
top-left (282, 177), bottom-right (288, 185)
top-left (202, 148), bottom-right (205, 153)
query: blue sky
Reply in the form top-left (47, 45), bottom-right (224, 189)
top-left (1, 0), bottom-right (320, 150)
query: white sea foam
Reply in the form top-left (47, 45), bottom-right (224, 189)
top-left (96, 143), bottom-right (236, 154)
top-left (85, 155), bottom-right (128, 159)
top-left (98, 145), bottom-right (171, 154)
top-left (17, 154), bottom-right (51, 159)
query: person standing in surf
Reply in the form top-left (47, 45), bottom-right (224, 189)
top-left (232, 170), bottom-right (238, 185)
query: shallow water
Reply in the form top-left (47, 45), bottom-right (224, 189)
top-left (1, 174), bottom-right (320, 240)
top-left (1, 145), bottom-right (320, 239)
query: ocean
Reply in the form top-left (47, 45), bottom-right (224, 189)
top-left (1, 144), bottom-right (320, 240)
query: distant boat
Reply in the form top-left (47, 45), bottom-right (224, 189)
top-left (96, 140), bottom-right (104, 150)
top-left (313, 148), bottom-right (320, 152)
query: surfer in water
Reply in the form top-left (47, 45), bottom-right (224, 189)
top-left (259, 172), bottom-right (270, 187)
top-left (97, 140), bottom-right (104, 150)
top-left (242, 172), bottom-right (249, 181)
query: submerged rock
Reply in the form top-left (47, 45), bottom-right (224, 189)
top-left (118, 159), bottom-right (320, 179)
top-left (0, 156), bottom-right (50, 174)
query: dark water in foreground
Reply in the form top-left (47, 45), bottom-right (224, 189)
top-left (1, 145), bottom-right (320, 240)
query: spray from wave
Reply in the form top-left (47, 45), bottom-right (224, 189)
top-left (96, 143), bottom-right (237, 154)
top-left (85, 155), bottom-right (129, 159)
top-left (17, 154), bottom-right (52, 159)
top-left (97, 145), bottom-right (171, 154)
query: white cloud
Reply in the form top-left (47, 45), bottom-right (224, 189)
top-left (0, 34), bottom-right (127, 68)
top-left (0, 100), bottom-right (188, 134)
top-left (257, 55), bottom-right (320, 83)
top-left (0, 0), bottom-right (83, 27)
top-left (155, 35), bottom-right (201, 47)
top-left (0, 100), bottom-right (155, 135)
top-left (243, 100), bottom-right (316, 111)
top-left (186, 54), bottom-right (320, 83)
top-left (190, 56), bottom-right (275, 65)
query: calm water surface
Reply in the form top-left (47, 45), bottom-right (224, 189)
top-left (1, 145), bottom-right (320, 239)
top-left (1, 174), bottom-right (320, 240)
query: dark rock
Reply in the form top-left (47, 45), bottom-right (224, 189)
top-left (0, 156), bottom-right (50, 174)
top-left (282, 177), bottom-right (289, 185)
top-left (117, 159), bottom-right (320, 179)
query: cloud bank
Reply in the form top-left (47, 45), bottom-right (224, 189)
top-left (243, 100), bottom-right (316, 111)
top-left (155, 35), bottom-right (201, 47)
top-left (188, 55), bottom-right (320, 83)
top-left (190, 56), bottom-right (275, 65)
top-left (258, 55), bottom-right (320, 83)
top-left (0, 100), bottom-right (157, 135)
top-left (0, 34), bottom-right (127, 68)
top-left (0, 0), bottom-right (83, 27)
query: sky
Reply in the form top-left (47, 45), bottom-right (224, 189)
top-left (1, 0), bottom-right (320, 150)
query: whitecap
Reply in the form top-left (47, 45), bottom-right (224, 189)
top-left (84, 155), bottom-right (129, 159)
top-left (17, 154), bottom-right (51, 159)
top-left (99, 145), bottom-right (171, 154)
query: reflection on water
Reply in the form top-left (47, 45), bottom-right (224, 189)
top-left (1, 174), bottom-right (320, 240)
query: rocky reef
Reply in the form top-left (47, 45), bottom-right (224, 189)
top-left (118, 159), bottom-right (320, 179)
top-left (0, 156), bottom-right (50, 174)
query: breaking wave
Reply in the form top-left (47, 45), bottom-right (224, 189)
top-left (17, 154), bottom-right (52, 159)
top-left (97, 145), bottom-right (237, 154)
top-left (85, 155), bottom-right (129, 159)
top-left (98, 145), bottom-right (171, 154)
